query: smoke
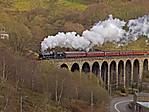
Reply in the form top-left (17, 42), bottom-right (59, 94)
top-left (41, 15), bottom-right (149, 51)
top-left (127, 15), bottom-right (149, 41)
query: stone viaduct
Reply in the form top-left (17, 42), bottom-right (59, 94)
top-left (48, 55), bottom-right (149, 90)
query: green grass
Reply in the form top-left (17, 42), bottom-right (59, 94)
top-left (57, 0), bottom-right (87, 11)
top-left (13, 0), bottom-right (34, 11)
top-left (66, 0), bottom-right (88, 4)
top-left (11, 0), bottom-right (87, 12)
top-left (109, 0), bottom-right (149, 19)
top-left (124, 37), bottom-right (149, 51)
top-left (12, 0), bottom-right (48, 11)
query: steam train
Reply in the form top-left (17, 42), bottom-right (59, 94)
top-left (39, 50), bottom-right (149, 59)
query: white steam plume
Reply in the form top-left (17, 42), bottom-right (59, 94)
top-left (127, 15), bottom-right (149, 41)
top-left (41, 15), bottom-right (149, 51)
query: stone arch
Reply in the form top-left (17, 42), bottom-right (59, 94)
top-left (92, 62), bottom-right (100, 76)
top-left (82, 62), bottom-right (90, 73)
top-left (143, 59), bottom-right (148, 80)
top-left (110, 61), bottom-right (117, 87)
top-left (118, 60), bottom-right (124, 87)
top-left (71, 63), bottom-right (80, 72)
top-left (125, 60), bottom-right (132, 87)
top-left (133, 59), bottom-right (140, 83)
top-left (101, 61), bottom-right (108, 87)
top-left (61, 63), bottom-right (68, 69)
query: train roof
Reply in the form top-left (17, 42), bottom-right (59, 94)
top-left (87, 51), bottom-right (105, 53)
top-left (64, 51), bottom-right (86, 53)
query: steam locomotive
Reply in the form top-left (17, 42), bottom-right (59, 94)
top-left (39, 50), bottom-right (149, 59)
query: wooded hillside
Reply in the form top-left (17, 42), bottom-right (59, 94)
top-left (1, 0), bottom-right (149, 53)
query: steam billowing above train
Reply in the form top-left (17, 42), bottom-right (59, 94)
top-left (41, 15), bottom-right (149, 51)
